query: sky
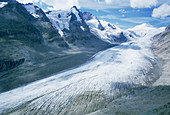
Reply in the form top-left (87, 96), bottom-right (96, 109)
top-left (17, 0), bottom-right (170, 29)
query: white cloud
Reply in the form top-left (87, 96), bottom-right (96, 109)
top-left (99, 15), bottom-right (154, 24)
top-left (99, 15), bottom-right (118, 19)
top-left (17, 0), bottom-right (130, 10)
top-left (105, 0), bottom-right (112, 4)
top-left (17, 0), bottom-right (79, 10)
top-left (17, 0), bottom-right (40, 4)
top-left (130, 0), bottom-right (158, 8)
top-left (39, 0), bottom-right (80, 10)
top-left (152, 3), bottom-right (170, 19)
top-left (80, 0), bottom-right (130, 9)
top-left (118, 9), bottom-right (127, 13)
top-left (16, 0), bottom-right (169, 12)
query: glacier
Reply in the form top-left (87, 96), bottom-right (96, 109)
top-left (0, 24), bottom-right (166, 114)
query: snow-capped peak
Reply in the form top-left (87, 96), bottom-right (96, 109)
top-left (71, 6), bottom-right (82, 22)
top-left (46, 10), bottom-right (71, 32)
top-left (83, 12), bottom-right (104, 31)
top-left (99, 20), bottom-right (117, 30)
top-left (24, 3), bottom-right (40, 18)
top-left (0, 2), bottom-right (8, 8)
top-left (83, 12), bottom-right (97, 21)
top-left (130, 23), bottom-right (155, 31)
top-left (46, 6), bottom-right (82, 34)
top-left (71, 6), bottom-right (79, 11)
top-left (128, 23), bottom-right (165, 37)
top-left (45, 5), bottom-right (129, 44)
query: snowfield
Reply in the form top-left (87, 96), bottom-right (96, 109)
top-left (24, 3), bottom-right (40, 18)
top-left (0, 24), bottom-right (166, 114)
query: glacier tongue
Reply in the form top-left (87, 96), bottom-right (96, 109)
top-left (0, 25), bottom-right (165, 114)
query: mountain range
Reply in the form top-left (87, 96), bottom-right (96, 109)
top-left (0, 0), bottom-right (129, 92)
top-left (0, 0), bottom-right (170, 114)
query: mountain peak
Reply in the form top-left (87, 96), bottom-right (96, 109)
top-left (129, 23), bottom-right (155, 31)
top-left (71, 5), bottom-right (82, 22)
top-left (83, 12), bottom-right (97, 21)
top-left (141, 23), bottom-right (154, 28)
top-left (71, 6), bottom-right (79, 10)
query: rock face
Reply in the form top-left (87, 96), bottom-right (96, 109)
top-left (152, 26), bottom-right (170, 85)
top-left (0, 58), bottom-right (25, 72)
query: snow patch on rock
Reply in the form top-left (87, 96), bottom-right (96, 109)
top-left (86, 18), bottom-right (130, 44)
top-left (80, 26), bottom-right (85, 31)
top-left (46, 10), bottom-right (71, 31)
top-left (24, 4), bottom-right (40, 18)
top-left (0, 2), bottom-right (8, 8)
top-left (71, 6), bottom-right (82, 22)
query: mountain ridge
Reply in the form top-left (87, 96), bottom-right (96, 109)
top-left (0, 1), bottom-right (120, 92)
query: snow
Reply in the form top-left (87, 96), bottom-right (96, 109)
top-left (86, 19), bottom-right (131, 44)
top-left (46, 7), bottom-right (128, 41)
top-left (71, 7), bottom-right (82, 22)
top-left (0, 24), bottom-right (165, 114)
top-left (24, 4), bottom-right (40, 18)
top-left (80, 26), bottom-right (85, 31)
top-left (47, 7), bottom-right (82, 34)
top-left (0, 2), bottom-right (8, 8)
top-left (46, 10), bottom-right (71, 32)
top-left (58, 29), bottom-right (64, 37)
top-left (32, 13), bottom-right (40, 18)
top-left (46, 8), bottom-right (82, 36)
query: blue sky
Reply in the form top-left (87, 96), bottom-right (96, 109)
top-left (81, 7), bottom-right (170, 29)
top-left (17, 0), bottom-right (170, 29)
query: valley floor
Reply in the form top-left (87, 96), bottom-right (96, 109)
top-left (0, 26), bottom-right (170, 115)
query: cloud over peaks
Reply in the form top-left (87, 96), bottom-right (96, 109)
top-left (152, 3), bottom-right (170, 19)
top-left (17, 0), bottom-right (80, 10)
top-left (130, 0), bottom-right (158, 8)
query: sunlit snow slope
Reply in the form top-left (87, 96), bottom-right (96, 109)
top-left (0, 24), bottom-right (165, 114)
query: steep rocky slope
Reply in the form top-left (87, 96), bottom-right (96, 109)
top-left (152, 25), bottom-right (170, 86)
